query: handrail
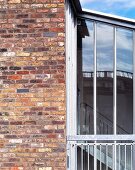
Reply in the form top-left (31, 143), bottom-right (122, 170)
top-left (83, 70), bottom-right (133, 79)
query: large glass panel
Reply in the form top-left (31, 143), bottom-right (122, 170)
top-left (96, 23), bottom-right (114, 134)
top-left (77, 19), bottom-right (94, 134)
top-left (116, 28), bottom-right (133, 134)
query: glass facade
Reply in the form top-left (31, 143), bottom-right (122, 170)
top-left (116, 28), bottom-right (133, 134)
top-left (67, 3), bottom-right (135, 169)
top-left (77, 19), bottom-right (134, 135)
top-left (96, 23), bottom-right (114, 134)
top-left (77, 20), bottom-right (94, 134)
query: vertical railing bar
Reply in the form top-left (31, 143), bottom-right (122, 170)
top-left (106, 144), bottom-right (108, 170)
top-left (88, 144), bottom-right (89, 170)
top-left (119, 144), bottom-right (120, 170)
top-left (75, 144), bottom-right (77, 170)
top-left (69, 143), bottom-right (71, 170)
top-left (94, 144), bottom-right (97, 170)
top-left (125, 144), bottom-right (126, 170)
top-left (81, 145), bottom-right (83, 170)
top-left (100, 144), bottom-right (102, 170)
top-left (113, 144), bottom-right (117, 170)
top-left (113, 144), bottom-right (114, 170)
top-left (131, 144), bottom-right (133, 170)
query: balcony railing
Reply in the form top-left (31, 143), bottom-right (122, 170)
top-left (68, 142), bottom-right (134, 170)
top-left (83, 70), bottom-right (133, 79)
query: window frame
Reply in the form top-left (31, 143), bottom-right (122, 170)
top-left (66, 3), bottom-right (135, 142)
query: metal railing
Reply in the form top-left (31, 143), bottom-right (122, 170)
top-left (68, 142), bottom-right (134, 170)
top-left (83, 70), bottom-right (133, 79)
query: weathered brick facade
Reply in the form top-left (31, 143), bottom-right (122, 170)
top-left (0, 0), bottom-right (66, 169)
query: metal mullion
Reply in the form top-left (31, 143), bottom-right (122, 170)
top-left (93, 21), bottom-right (97, 170)
top-left (73, 16), bottom-right (78, 170)
top-left (113, 26), bottom-right (117, 135)
top-left (94, 21), bottom-right (97, 135)
top-left (113, 26), bottom-right (117, 170)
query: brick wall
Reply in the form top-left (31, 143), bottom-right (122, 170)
top-left (0, 0), bottom-right (66, 169)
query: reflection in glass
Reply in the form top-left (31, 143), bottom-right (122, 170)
top-left (96, 23), bottom-right (114, 134)
top-left (116, 145), bottom-right (132, 170)
top-left (116, 28), bottom-right (133, 134)
top-left (77, 20), bottom-right (94, 134)
top-left (77, 145), bottom-right (94, 170)
top-left (77, 20), bottom-right (134, 136)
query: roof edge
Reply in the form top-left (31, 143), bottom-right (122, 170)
top-left (82, 9), bottom-right (135, 25)
top-left (70, 0), bottom-right (82, 14)
top-left (68, 1), bottom-right (135, 28)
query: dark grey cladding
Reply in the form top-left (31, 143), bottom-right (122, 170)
top-left (69, 0), bottom-right (82, 14)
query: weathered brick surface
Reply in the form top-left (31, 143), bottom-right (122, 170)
top-left (0, 0), bottom-right (66, 169)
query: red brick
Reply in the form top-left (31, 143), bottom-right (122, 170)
top-left (0, 0), bottom-right (66, 169)
top-left (8, 75), bottom-right (22, 80)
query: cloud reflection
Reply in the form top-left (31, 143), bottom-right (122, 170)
top-left (80, 0), bottom-right (135, 19)
top-left (82, 21), bottom-right (133, 73)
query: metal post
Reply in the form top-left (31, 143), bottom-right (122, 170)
top-left (66, 1), bottom-right (77, 169)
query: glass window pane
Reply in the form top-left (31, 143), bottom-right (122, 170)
top-left (77, 19), bottom-right (94, 134)
top-left (116, 28), bottom-right (133, 134)
top-left (96, 23), bottom-right (114, 134)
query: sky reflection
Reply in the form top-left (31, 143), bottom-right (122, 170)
top-left (80, 0), bottom-right (135, 19)
top-left (82, 21), bottom-right (133, 73)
